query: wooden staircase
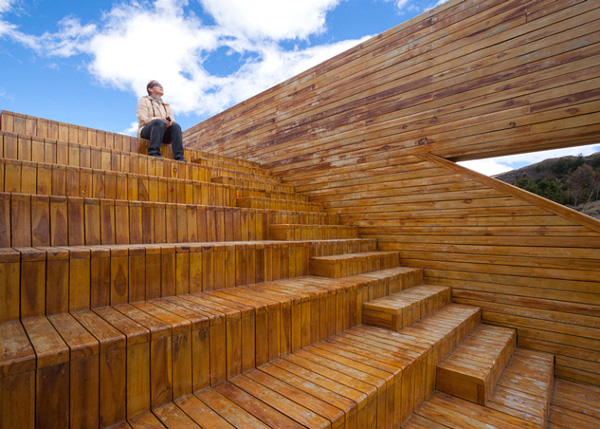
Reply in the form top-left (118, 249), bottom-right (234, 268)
top-left (0, 111), bottom-right (597, 429)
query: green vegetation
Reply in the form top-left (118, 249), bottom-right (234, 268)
top-left (496, 153), bottom-right (600, 215)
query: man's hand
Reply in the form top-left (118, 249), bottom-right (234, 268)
top-left (164, 119), bottom-right (172, 127)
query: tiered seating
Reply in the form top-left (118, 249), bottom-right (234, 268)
top-left (0, 111), bottom-right (569, 428)
top-left (0, 111), bottom-right (431, 428)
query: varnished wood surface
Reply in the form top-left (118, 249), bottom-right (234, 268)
top-left (100, 303), bottom-right (481, 429)
top-left (182, 0), bottom-right (600, 386)
top-left (436, 324), bottom-right (516, 406)
top-left (549, 378), bottom-right (600, 428)
top-left (0, 266), bottom-right (423, 427)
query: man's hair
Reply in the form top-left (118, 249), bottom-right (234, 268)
top-left (146, 80), bottom-right (158, 95)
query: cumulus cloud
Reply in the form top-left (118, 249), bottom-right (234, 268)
top-left (458, 144), bottom-right (600, 176)
top-left (1, 0), bottom-right (367, 119)
top-left (200, 0), bottom-right (340, 40)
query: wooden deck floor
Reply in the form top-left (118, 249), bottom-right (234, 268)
top-left (549, 379), bottom-right (600, 429)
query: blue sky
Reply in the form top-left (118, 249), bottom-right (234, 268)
top-left (0, 0), bottom-right (598, 175)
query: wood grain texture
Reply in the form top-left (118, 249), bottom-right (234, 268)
top-left (184, 0), bottom-right (600, 385)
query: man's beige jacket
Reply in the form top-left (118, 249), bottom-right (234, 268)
top-left (136, 95), bottom-right (175, 137)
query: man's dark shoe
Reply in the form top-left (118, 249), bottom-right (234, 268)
top-left (176, 157), bottom-right (188, 162)
top-left (148, 153), bottom-right (164, 158)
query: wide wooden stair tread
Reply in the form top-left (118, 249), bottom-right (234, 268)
top-left (436, 323), bottom-right (516, 405)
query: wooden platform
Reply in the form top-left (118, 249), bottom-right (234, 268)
top-left (550, 379), bottom-right (600, 428)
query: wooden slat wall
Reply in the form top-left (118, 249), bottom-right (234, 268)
top-left (183, 0), bottom-right (600, 385)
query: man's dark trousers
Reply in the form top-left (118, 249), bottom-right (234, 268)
top-left (141, 119), bottom-right (185, 159)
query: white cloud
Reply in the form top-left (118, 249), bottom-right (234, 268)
top-left (0, 0), bottom-right (15, 14)
top-left (425, 0), bottom-right (450, 12)
top-left (458, 159), bottom-right (514, 176)
top-left (459, 144), bottom-right (600, 176)
top-left (121, 121), bottom-right (139, 136)
top-left (200, 0), bottom-right (340, 40)
top-left (1, 0), bottom-right (367, 118)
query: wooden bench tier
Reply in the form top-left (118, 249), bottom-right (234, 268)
top-left (309, 250), bottom-right (401, 278)
top-left (0, 157), bottom-right (313, 209)
top-left (117, 304), bottom-right (482, 428)
top-left (237, 196), bottom-right (324, 212)
top-left (0, 192), bottom-right (346, 248)
top-left (0, 267), bottom-right (423, 428)
top-left (362, 284), bottom-right (452, 331)
top-left (0, 110), bottom-right (262, 172)
top-left (0, 129), bottom-right (295, 201)
top-left (0, 239), bottom-right (379, 322)
top-left (269, 223), bottom-right (359, 240)
top-left (436, 324), bottom-right (517, 406)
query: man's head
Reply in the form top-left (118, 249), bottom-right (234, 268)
top-left (146, 80), bottom-right (164, 98)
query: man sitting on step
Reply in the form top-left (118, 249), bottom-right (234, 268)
top-left (136, 80), bottom-right (187, 161)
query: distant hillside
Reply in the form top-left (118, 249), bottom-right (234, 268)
top-left (493, 152), bottom-right (600, 219)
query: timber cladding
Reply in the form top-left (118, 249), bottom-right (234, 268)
top-left (184, 0), bottom-right (600, 386)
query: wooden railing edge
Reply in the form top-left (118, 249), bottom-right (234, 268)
top-left (418, 152), bottom-right (600, 235)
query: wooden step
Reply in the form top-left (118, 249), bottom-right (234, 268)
top-left (0, 239), bottom-right (376, 321)
top-left (0, 267), bottom-right (417, 427)
top-left (488, 349), bottom-right (554, 427)
top-left (407, 348), bottom-right (554, 428)
top-left (310, 250), bottom-right (400, 278)
top-left (269, 223), bottom-right (359, 240)
top-left (0, 158), bottom-right (238, 206)
top-left (362, 284), bottom-right (451, 331)
top-left (237, 196), bottom-right (324, 212)
top-left (0, 129), bottom-right (212, 181)
top-left (436, 324), bottom-right (516, 406)
top-left (0, 190), bottom-right (346, 247)
top-left (212, 175), bottom-right (295, 192)
top-left (115, 303), bottom-right (480, 428)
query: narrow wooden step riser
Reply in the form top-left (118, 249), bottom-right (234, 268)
top-left (212, 176), bottom-right (294, 193)
top-left (362, 286), bottom-right (452, 331)
top-left (0, 192), bottom-right (344, 248)
top-left (0, 239), bottom-right (377, 322)
top-left (1, 272), bottom-right (412, 428)
top-left (237, 197), bottom-right (323, 213)
top-left (436, 325), bottom-right (517, 406)
top-left (269, 224), bottom-right (359, 241)
top-left (309, 252), bottom-right (400, 278)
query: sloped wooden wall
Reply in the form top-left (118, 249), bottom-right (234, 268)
top-left (184, 0), bottom-right (600, 385)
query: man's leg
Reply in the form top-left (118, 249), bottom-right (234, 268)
top-left (164, 123), bottom-right (186, 161)
top-left (140, 119), bottom-right (166, 156)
